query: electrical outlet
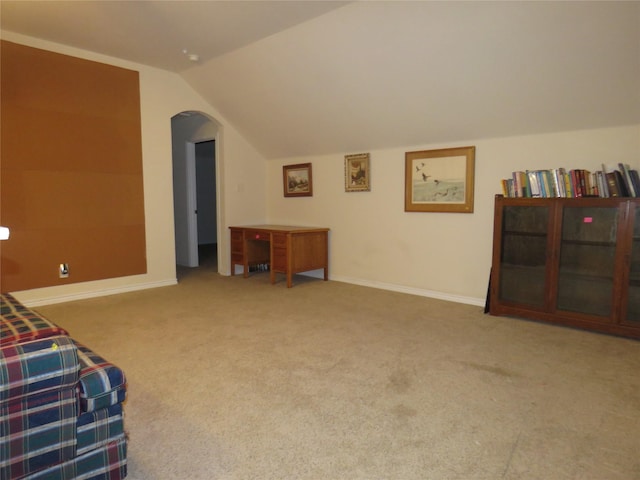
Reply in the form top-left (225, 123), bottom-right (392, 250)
top-left (59, 263), bottom-right (69, 278)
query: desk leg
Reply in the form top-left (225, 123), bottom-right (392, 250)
top-left (286, 235), bottom-right (293, 288)
top-left (323, 234), bottom-right (329, 281)
top-left (243, 239), bottom-right (249, 278)
top-left (269, 233), bottom-right (276, 284)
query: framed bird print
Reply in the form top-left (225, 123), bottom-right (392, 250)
top-left (404, 146), bottom-right (475, 213)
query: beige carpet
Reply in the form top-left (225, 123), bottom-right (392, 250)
top-left (36, 262), bottom-right (640, 479)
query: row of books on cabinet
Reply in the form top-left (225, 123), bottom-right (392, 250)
top-left (500, 164), bottom-right (640, 198)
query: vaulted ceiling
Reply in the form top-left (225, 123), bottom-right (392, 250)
top-left (2, 1), bottom-right (639, 159)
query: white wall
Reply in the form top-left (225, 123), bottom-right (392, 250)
top-left (3, 34), bottom-right (637, 308)
top-left (267, 125), bottom-right (640, 305)
top-left (2, 32), bottom-right (267, 306)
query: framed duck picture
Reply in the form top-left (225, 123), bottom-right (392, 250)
top-left (405, 146), bottom-right (475, 213)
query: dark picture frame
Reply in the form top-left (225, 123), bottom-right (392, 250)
top-left (283, 163), bottom-right (313, 197)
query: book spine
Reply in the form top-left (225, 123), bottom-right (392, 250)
top-left (538, 171), bottom-right (547, 197)
top-left (616, 170), bottom-right (630, 197)
top-left (630, 169), bottom-right (640, 198)
top-left (501, 179), bottom-right (510, 197)
top-left (606, 171), bottom-right (621, 197)
top-left (512, 172), bottom-right (521, 197)
top-left (527, 170), bottom-right (541, 197)
top-left (619, 163), bottom-right (636, 197)
top-left (554, 168), bottom-right (566, 197)
top-left (563, 170), bottom-right (574, 197)
top-left (570, 170), bottom-right (581, 197)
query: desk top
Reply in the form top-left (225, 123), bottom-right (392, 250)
top-left (229, 225), bottom-right (329, 234)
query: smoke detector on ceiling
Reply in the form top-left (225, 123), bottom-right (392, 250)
top-left (182, 49), bottom-right (200, 63)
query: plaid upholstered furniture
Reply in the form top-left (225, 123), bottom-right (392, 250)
top-left (0, 293), bottom-right (127, 479)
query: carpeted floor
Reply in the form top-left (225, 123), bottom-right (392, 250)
top-left (36, 256), bottom-right (640, 479)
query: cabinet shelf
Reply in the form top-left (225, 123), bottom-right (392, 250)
top-left (490, 195), bottom-right (640, 339)
top-left (561, 240), bottom-right (616, 248)
top-left (558, 270), bottom-right (614, 282)
top-left (504, 230), bottom-right (547, 237)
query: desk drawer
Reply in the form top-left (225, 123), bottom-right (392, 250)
top-left (272, 247), bottom-right (287, 270)
top-left (230, 230), bottom-right (243, 252)
top-left (272, 233), bottom-right (287, 247)
top-left (245, 230), bottom-right (270, 242)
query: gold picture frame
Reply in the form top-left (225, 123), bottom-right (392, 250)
top-left (345, 153), bottom-right (370, 192)
top-left (404, 146), bottom-right (475, 213)
top-left (283, 163), bottom-right (313, 197)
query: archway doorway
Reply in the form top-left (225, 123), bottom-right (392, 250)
top-left (170, 111), bottom-right (220, 273)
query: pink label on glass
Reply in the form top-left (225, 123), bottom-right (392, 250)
top-left (583, 217), bottom-right (593, 223)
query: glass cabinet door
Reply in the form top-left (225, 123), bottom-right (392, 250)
top-left (556, 205), bottom-right (619, 317)
top-left (498, 205), bottom-right (550, 308)
top-left (624, 204), bottom-right (640, 326)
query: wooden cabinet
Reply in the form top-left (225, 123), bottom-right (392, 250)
top-left (490, 195), bottom-right (640, 339)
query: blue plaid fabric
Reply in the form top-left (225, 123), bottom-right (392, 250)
top-left (0, 335), bottom-right (79, 403)
top-left (77, 404), bottom-right (125, 456)
top-left (1, 295), bottom-right (128, 479)
top-left (0, 293), bottom-right (28, 314)
top-left (1, 389), bottom-right (78, 479)
top-left (1, 294), bottom-right (69, 346)
top-left (0, 336), bottom-right (80, 479)
top-left (25, 437), bottom-right (127, 480)
top-left (76, 343), bottom-right (127, 413)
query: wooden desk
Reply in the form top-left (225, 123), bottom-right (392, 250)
top-left (229, 225), bottom-right (329, 288)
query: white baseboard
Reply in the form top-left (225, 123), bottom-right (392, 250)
top-left (310, 273), bottom-right (486, 307)
top-left (19, 273), bottom-right (485, 309)
top-left (16, 279), bottom-right (178, 307)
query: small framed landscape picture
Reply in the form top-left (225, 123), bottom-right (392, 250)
top-left (404, 146), bottom-right (475, 213)
top-left (283, 163), bottom-right (313, 197)
top-left (345, 153), bottom-right (371, 192)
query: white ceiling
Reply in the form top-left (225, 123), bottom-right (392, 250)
top-left (2, 1), bottom-right (639, 159)
top-left (0, 1), bottom-right (350, 72)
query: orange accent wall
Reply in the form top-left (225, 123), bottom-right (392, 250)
top-left (0, 41), bottom-right (147, 292)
